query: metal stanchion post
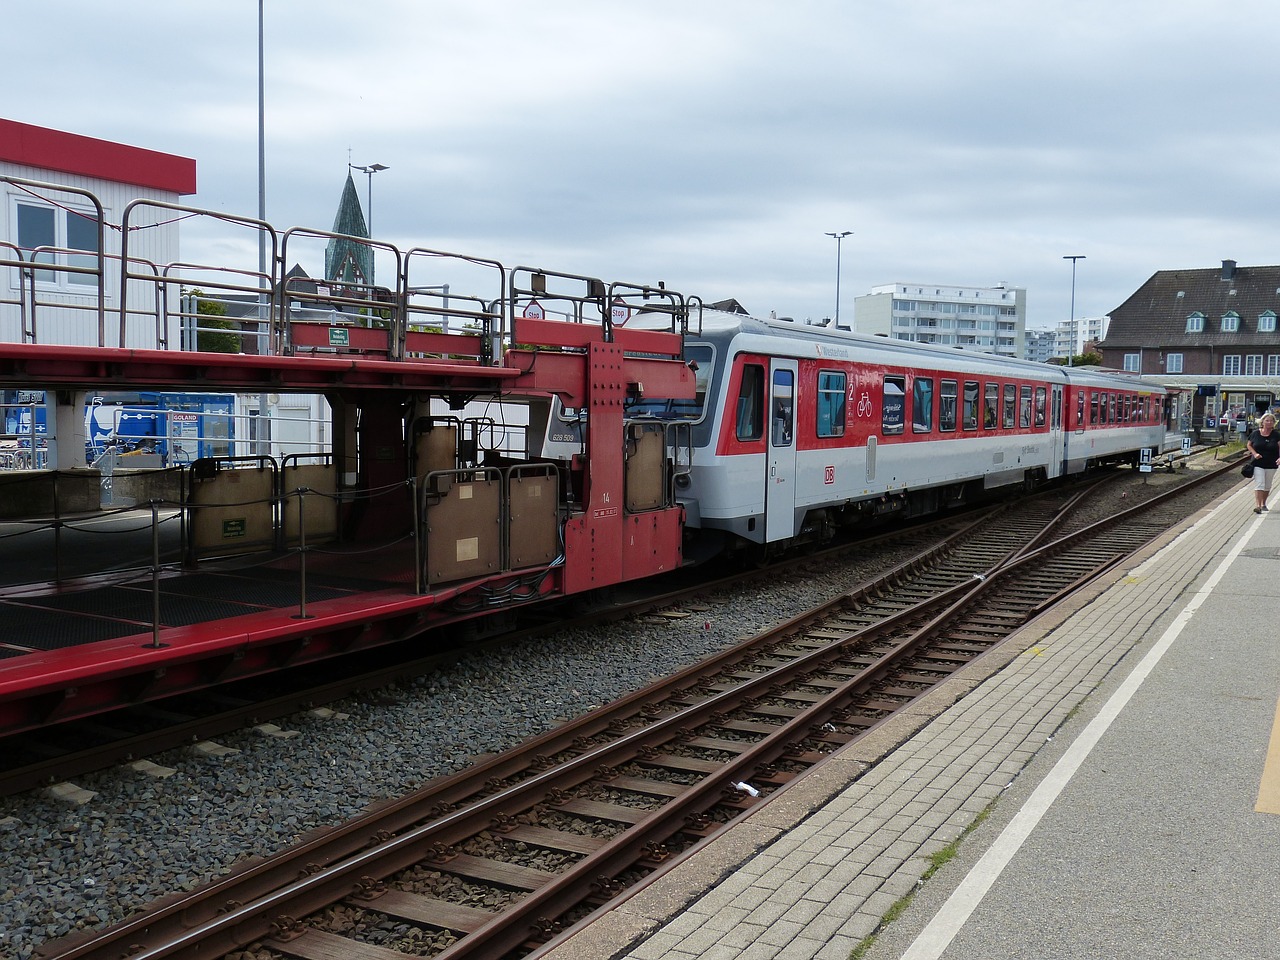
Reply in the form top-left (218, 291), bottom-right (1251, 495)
top-left (149, 501), bottom-right (167, 648)
top-left (294, 488), bottom-right (313, 620)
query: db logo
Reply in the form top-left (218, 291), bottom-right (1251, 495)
top-left (824, 465), bottom-right (835, 485)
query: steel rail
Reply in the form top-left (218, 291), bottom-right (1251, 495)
top-left (34, 463), bottom-right (1239, 960)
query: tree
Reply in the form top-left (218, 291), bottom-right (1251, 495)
top-left (185, 289), bottom-right (241, 353)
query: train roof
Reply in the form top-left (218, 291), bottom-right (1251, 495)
top-left (676, 307), bottom-right (1166, 394)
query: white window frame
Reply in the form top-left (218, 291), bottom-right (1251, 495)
top-left (8, 196), bottom-right (102, 293)
top-left (1221, 311), bottom-right (1240, 333)
top-left (1123, 353), bottom-right (1140, 372)
top-left (1186, 312), bottom-right (1205, 333)
top-left (1269, 355), bottom-right (1280, 377)
top-left (1246, 354), bottom-right (1264, 376)
top-left (1165, 353), bottom-right (1183, 373)
top-left (1261, 312), bottom-right (1277, 333)
top-left (1222, 355), bottom-right (1242, 376)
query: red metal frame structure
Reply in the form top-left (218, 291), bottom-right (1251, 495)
top-left (0, 183), bottom-right (696, 737)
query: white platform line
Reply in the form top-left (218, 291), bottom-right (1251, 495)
top-left (899, 511), bottom-right (1260, 960)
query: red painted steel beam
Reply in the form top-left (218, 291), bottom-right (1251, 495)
top-left (0, 344), bottom-right (519, 394)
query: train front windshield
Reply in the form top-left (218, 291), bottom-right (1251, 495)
top-left (624, 343), bottom-right (713, 421)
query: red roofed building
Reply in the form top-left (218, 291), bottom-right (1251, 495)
top-left (1, 119), bottom-right (196, 349)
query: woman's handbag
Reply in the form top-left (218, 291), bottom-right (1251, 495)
top-left (1243, 460), bottom-right (1256, 478)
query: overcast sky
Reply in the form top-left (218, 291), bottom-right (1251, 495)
top-left (8, 1), bottom-right (1279, 330)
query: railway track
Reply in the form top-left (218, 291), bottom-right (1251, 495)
top-left (0, 523), bottom-right (957, 799)
top-left (31, 458), bottom-right (1242, 960)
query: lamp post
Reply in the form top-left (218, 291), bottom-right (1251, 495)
top-left (1063, 255), bottom-right (1086, 366)
top-left (825, 231), bottom-right (852, 327)
top-left (350, 163), bottom-right (388, 285)
top-left (256, 0), bottom-right (270, 456)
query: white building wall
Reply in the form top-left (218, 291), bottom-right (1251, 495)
top-left (1054, 315), bottom-right (1108, 358)
top-left (2, 163), bottom-right (183, 349)
top-left (853, 282), bottom-right (1026, 359)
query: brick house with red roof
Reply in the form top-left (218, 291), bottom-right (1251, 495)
top-left (1102, 259), bottom-right (1280, 432)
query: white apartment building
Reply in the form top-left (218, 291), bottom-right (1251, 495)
top-left (1054, 315), bottom-right (1107, 360)
top-left (853, 282), bottom-right (1026, 359)
top-left (1024, 328), bottom-right (1057, 363)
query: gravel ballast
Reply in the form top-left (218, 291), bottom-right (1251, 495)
top-left (0, 464), bottom-right (1232, 959)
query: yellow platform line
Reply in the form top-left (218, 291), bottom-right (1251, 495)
top-left (1256, 690), bottom-right (1280, 815)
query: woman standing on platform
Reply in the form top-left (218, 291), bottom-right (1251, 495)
top-left (1247, 413), bottom-right (1280, 513)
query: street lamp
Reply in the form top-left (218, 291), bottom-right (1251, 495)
top-left (350, 163), bottom-right (388, 286)
top-left (1063, 255), bottom-right (1086, 366)
top-left (350, 163), bottom-right (389, 238)
top-left (825, 231), bottom-right (852, 327)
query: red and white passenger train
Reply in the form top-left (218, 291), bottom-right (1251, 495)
top-left (555, 307), bottom-right (1176, 559)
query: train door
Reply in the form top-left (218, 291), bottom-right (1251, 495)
top-left (1051, 384), bottom-right (1065, 477)
top-left (766, 360), bottom-right (798, 541)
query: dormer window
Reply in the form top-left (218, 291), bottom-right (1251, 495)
top-left (1260, 311), bottom-right (1277, 333)
top-left (1186, 312), bottom-right (1205, 333)
top-left (1221, 311), bottom-right (1240, 333)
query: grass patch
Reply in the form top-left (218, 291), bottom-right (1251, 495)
top-left (848, 800), bottom-right (996, 959)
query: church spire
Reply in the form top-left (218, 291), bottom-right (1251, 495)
top-left (324, 171), bottom-right (373, 285)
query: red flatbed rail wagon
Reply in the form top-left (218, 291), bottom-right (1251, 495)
top-left (0, 181), bottom-right (697, 737)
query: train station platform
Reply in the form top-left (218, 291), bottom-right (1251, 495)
top-left (539, 479), bottom-right (1280, 960)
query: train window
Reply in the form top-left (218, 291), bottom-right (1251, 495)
top-left (1035, 386), bottom-right (1047, 427)
top-left (940, 380), bottom-right (958, 432)
top-left (771, 368), bottom-right (794, 447)
top-left (1002, 384), bottom-right (1016, 429)
top-left (1019, 385), bottom-right (1032, 428)
top-left (963, 382), bottom-right (979, 430)
top-left (816, 370), bottom-right (846, 438)
top-left (912, 377), bottom-right (934, 433)
top-left (882, 376), bottom-right (906, 436)
top-left (983, 383), bottom-right (999, 429)
top-left (1090, 393), bottom-right (1099, 425)
top-left (735, 363), bottom-right (764, 441)
top-left (1076, 393), bottom-right (1085, 429)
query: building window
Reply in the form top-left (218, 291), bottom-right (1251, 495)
top-left (1186, 312), bottom-right (1205, 333)
top-left (1223, 355), bottom-right (1242, 376)
top-left (1260, 311), bottom-right (1277, 333)
top-left (1246, 355), bottom-right (1264, 376)
top-left (1123, 354), bottom-right (1140, 372)
top-left (12, 199), bottom-right (100, 290)
top-left (1221, 311), bottom-right (1240, 333)
top-left (1166, 353), bottom-right (1183, 373)
top-left (1269, 356), bottom-right (1280, 377)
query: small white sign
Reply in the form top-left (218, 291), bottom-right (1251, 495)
top-left (611, 297), bottom-right (631, 326)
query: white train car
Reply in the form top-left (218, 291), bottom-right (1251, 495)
top-left (619, 309), bottom-right (1173, 555)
